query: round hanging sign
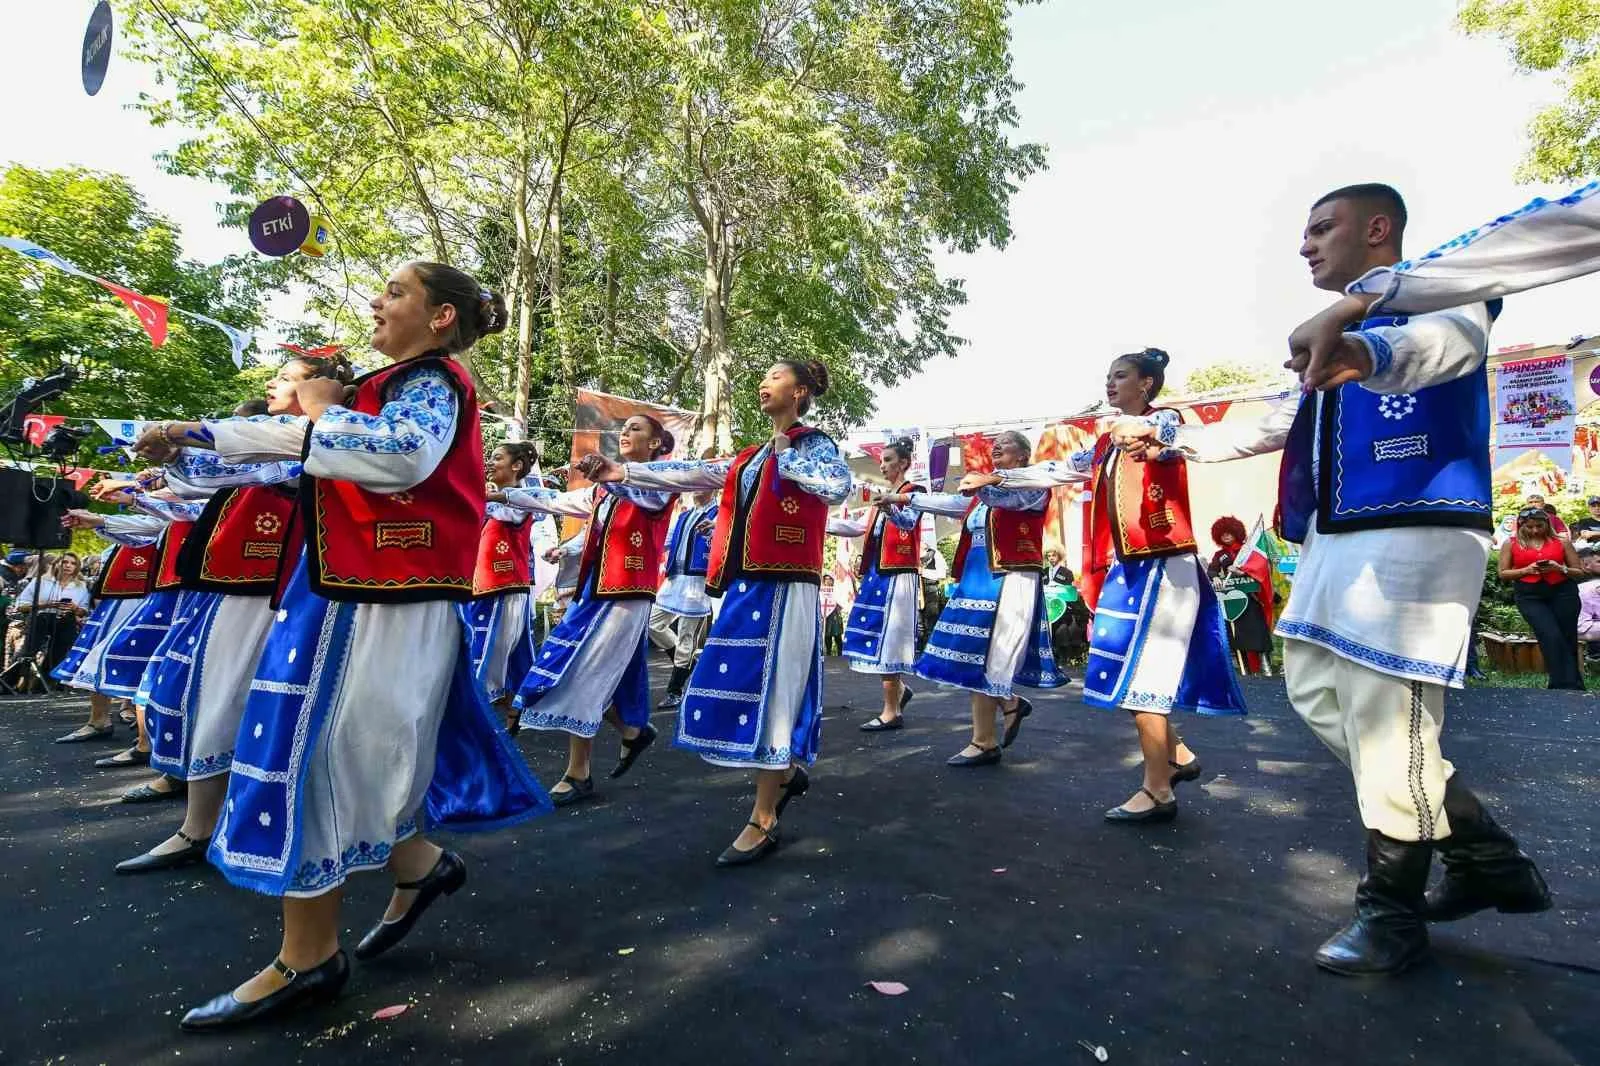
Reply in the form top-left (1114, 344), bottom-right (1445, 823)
top-left (248, 197), bottom-right (311, 257)
top-left (82, 1), bottom-right (114, 97)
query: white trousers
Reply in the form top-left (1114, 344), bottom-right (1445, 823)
top-left (648, 607), bottom-right (707, 670)
top-left (1283, 640), bottom-right (1454, 842)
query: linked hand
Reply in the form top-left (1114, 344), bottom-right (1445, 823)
top-left (957, 472), bottom-right (1000, 496)
top-left (1285, 294), bottom-right (1379, 391)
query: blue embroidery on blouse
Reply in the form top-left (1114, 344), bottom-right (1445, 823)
top-left (601, 482), bottom-right (673, 511)
top-left (313, 366), bottom-right (457, 454)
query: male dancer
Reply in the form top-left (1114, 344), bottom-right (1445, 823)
top-left (1118, 183), bottom-right (1551, 976)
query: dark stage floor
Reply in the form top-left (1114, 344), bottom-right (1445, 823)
top-left (1, 662), bottom-right (1596, 1065)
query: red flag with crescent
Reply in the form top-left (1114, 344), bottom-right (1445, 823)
top-left (22, 414), bottom-right (65, 446)
top-left (1192, 401), bottom-right (1232, 425)
top-left (98, 280), bottom-right (169, 347)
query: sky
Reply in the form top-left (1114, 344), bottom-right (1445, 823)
top-left (4, 1), bottom-right (1598, 429)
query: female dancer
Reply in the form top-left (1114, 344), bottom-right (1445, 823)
top-left (501, 416), bottom-right (676, 802)
top-left (648, 482), bottom-right (719, 709)
top-left (112, 356), bottom-right (349, 873)
top-left (469, 441), bottom-right (540, 733)
top-left (828, 438), bottom-right (925, 731)
top-left (579, 360), bottom-right (851, 865)
top-left (967, 349), bottom-right (1245, 822)
top-left (134, 261), bottom-right (547, 1031)
top-left (49, 528), bottom-right (163, 744)
top-left (879, 430), bottom-right (1064, 765)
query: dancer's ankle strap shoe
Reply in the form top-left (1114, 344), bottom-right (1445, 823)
top-left (352, 850), bottom-right (468, 962)
top-left (609, 723), bottom-right (657, 779)
top-left (716, 820), bottom-right (781, 867)
top-left (115, 829), bottom-right (211, 875)
top-left (180, 950), bottom-right (349, 1031)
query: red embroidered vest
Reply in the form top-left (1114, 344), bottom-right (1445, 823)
top-left (574, 488), bottom-right (674, 600)
top-left (707, 425), bottom-right (833, 595)
top-left (858, 480), bottom-right (925, 577)
top-left (1083, 407), bottom-right (1198, 612)
top-left (152, 521), bottom-right (196, 591)
top-left (305, 354), bottom-right (484, 603)
top-left (95, 544), bottom-right (154, 599)
top-left (951, 496), bottom-right (1047, 580)
top-left (177, 483), bottom-right (297, 595)
top-left (472, 514), bottom-right (534, 596)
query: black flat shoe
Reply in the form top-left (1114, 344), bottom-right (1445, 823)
top-left (1001, 697), bottom-right (1033, 748)
top-left (54, 723), bottom-right (114, 744)
top-left (899, 686), bottom-right (915, 711)
top-left (551, 774), bottom-right (596, 807)
top-left (1105, 787), bottom-right (1178, 823)
top-left (776, 765), bottom-right (810, 817)
top-left (95, 747), bottom-right (151, 769)
top-left (716, 820), bottom-right (781, 867)
top-left (859, 715), bottom-right (903, 732)
top-left (609, 723), bottom-right (657, 779)
top-left (116, 829), bottom-right (210, 874)
top-left (122, 779), bottom-right (186, 804)
top-left (180, 951), bottom-right (350, 1032)
top-left (1170, 759), bottom-right (1203, 785)
top-left (947, 745), bottom-right (1002, 767)
top-left (353, 850), bottom-right (467, 962)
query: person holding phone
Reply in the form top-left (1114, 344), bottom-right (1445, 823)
top-left (1499, 506), bottom-right (1586, 690)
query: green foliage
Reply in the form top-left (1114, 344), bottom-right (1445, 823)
top-left (1182, 361), bottom-right (1289, 397)
top-left (1460, 0), bottom-right (1600, 180)
top-left (0, 165), bottom-right (273, 463)
top-left (114, 0), bottom-right (1041, 457)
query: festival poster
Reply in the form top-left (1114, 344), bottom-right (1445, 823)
top-left (1493, 353), bottom-right (1576, 490)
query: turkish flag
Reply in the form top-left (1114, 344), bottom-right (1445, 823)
top-left (1192, 401), bottom-right (1232, 424)
top-left (63, 467), bottom-right (100, 490)
top-left (22, 414), bottom-right (65, 446)
top-left (1066, 416), bottom-right (1101, 435)
top-left (98, 280), bottom-right (169, 347)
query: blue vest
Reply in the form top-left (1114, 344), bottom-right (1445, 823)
top-left (1279, 308), bottom-right (1495, 541)
top-left (665, 503), bottom-right (717, 577)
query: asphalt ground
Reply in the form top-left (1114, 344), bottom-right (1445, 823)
top-left (1, 659), bottom-right (1596, 1066)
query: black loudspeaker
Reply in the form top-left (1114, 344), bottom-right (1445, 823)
top-left (0, 468), bottom-right (80, 549)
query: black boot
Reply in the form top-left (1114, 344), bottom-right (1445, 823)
top-left (1314, 831), bottom-right (1432, 976)
top-left (657, 665), bottom-right (690, 709)
top-left (1424, 777), bottom-right (1552, 922)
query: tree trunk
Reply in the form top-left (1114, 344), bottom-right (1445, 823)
top-left (551, 192), bottom-right (572, 394)
top-left (511, 162), bottom-right (537, 437)
top-left (696, 211), bottom-right (735, 454)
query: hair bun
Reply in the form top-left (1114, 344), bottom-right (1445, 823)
top-left (805, 360), bottom-right (830, 397)
top-left (1143, 347), bottom-right (1170, 369)
top-left (478, 291), bottom-right (508, 337)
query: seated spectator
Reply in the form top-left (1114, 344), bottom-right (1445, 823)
top-left (1579, 579), bottom-right (1600, 665)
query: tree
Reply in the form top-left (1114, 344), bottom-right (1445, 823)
top-left (1182, 361), bottom-right (1287, 396)
top-left (118, 0), bottom-right (1041, 456)
top-left (0, 165), bottom-right (269, 436)
top-left (1460, 0), bottom-right (1600, 180)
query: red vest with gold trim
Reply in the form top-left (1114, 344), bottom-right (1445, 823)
top-left (305, 354), bottom-right (484, 603)
top-left (1082, 407), bottom-right (1198, 612)
top-left (707, 426), bottom-right (833, 595)
top-left (152, 521), bottom-right (196, 591)
top-left (472, 514), bottom-right (534, 596)
top-left (858, 480), bottom-right (925, 577)
top-left (575, 488), bottom-right (675, 600)
top-left (95, 544), bottom-right (154, 599)
top-left (951, 496), bottom-right (1047, 580)
top-left (176, 483), bottom-right (297, 595)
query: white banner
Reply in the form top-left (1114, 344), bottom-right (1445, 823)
top-left (1495, 353), bottom-right (1575, 473)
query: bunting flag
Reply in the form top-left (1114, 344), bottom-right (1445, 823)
top-left (22, 414), bottom-right (66, 446)
top-left (95, 279), bottom-right (169, 347)
top-left (278, 343), bottom-right (345, 358)
top-left (93, 419), bottom-right (148, 447)
top-left (1, 236), bottom-right (250, 364)
top-left (1191, 400), bottom-right (1233, 424)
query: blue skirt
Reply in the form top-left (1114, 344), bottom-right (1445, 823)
top-left (843, 565), bottom-right (919, 676)
top-left (96, 590), bottom-right (182, 699)
top-left (208, 555), bottom-right (550, 897)
top-left (514, 578), bottom-right (651, 735)
top-left (914, 543), bottom-right (1064, 699)
top-left (52, 597), bottom-right (135, 684)
top-left (676, 577), bottom-right (822, 768)
top-left (463, 590), bottom-right (535, 703)
top-left (1082, 555), bottom-right (1246, 716)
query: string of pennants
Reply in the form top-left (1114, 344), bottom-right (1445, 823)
top-left (0, 237), bottom-right (254, 367)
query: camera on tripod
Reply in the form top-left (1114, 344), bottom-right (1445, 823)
top-left (0, 365), bottom-right (89, 550)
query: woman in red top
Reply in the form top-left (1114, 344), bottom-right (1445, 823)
top-left (1499, 506), bottom-right (1585, 690)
